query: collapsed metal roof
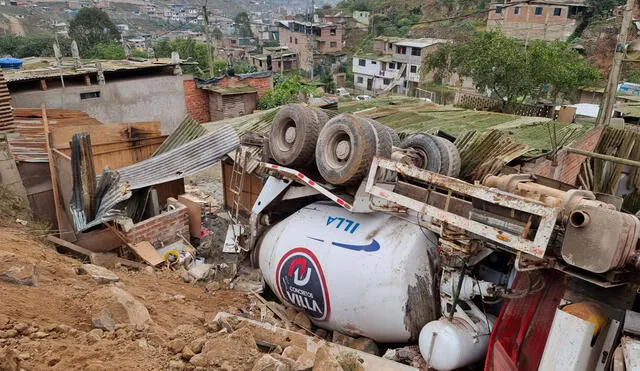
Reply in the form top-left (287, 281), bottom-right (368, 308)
top-left (72, 124), bottom-right (239, 231)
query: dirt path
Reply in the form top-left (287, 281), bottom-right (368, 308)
top-left (2, 14), bottom-right (25, 36)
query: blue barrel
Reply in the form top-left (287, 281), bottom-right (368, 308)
top-left (0, 57), bottom-right (23, 69)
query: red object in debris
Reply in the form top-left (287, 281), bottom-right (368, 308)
top-left (484, 270), bottom-right (565, 371)
top-left (200, 228), bottom-right (212, 238)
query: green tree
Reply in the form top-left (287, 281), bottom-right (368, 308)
top-left (69, 8), bottom-right (120, 57)
top-left (91, 42), bottom-right (125, 59)
top-left (0, 36), bottom-right (73, 58)
top-left (319, 68), bottom-right (336, 93)
top-left (234, 12), bottom-right (253, 38)
top-left (233, 61), bottom-right (258, 74)
top-left (425, 32), bottom-right (599, 110)
top-left (130, 48), bottom-right (149, 58)
top-left (212, 27), bottom-right (223, 40)
top-left (258, 75), bottom-right (315, 109)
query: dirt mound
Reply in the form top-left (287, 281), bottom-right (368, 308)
top-left (0, 227), bottom-right (250, 370)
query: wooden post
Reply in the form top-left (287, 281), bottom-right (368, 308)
top-left (42, 104), bottom-right (66, 235)
top-left (597, 0), bottom-right (636, 126)
top-left (566, 147), bottom-right (640, 167)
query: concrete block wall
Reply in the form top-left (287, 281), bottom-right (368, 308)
top-left (183, 80), bottom-right (211, 123)
top-left (123, 198), bottom-right (189, 248)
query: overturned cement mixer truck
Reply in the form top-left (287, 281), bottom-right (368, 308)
top-left (236, 104), bottom-right (640, 370)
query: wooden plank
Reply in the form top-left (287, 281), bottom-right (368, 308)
top-left (129, 241), bottom-right (164, 266)
top-left (178, 194), bottom-right (204, 238)
top-left (47, 234), bottom-right (93, 257)
top-left (74, 228), bottom-right (122, 252)
top-left (47, 235), bottom-right (147, 269)
top-left (59, 138), bottom-right (166, 171)
top-left (42, 105), bottom-right (65, 233)
top-left (51, 122), bottom-right (162, 149)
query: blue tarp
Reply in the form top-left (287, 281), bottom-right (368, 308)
top-left (0, 57), bottom-right (23, 69)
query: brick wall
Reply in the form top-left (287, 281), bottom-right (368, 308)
top-left (487, 4), bottom-right (577, 41)
top-left (527, 126), bottom-right (605, 185)
top-left (183, 80), bottom-right (211, 123)
top-left (280, 27), bottom-right (312, 71)
top-left (123, 198), bottom-right (190, 248)
top-left (215, 74), bottom-right (273, 98)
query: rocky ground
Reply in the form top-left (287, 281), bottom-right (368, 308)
top-left (0, 171), bottom-right (403, 371)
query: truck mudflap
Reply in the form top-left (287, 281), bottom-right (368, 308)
top-left (484, 270), bottom-right (566, 371)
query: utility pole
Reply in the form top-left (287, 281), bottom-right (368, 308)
top-left (202, 4), bottom-right (215, 77)
top-left (309, 0), bottom-right (315, 80)
top-left (597, 0), bottom-right (636, 126)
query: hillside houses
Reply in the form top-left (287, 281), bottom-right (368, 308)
top-left (353, 37), bottom-right (449, 96)
top-left (277, 20), bottom-right (344, 73)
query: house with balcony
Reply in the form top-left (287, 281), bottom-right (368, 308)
top-left (353, 38), bottom-right (448, 96)
top-left (487, 0), bottom-right (587, 41)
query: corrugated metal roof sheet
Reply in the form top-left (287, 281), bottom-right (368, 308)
top-left (152, 115), bottom-right (207, 156)
top-left (74, 124), bottom-right (239, 231)
top-left (118, 124), bottom-right (239, 190)
top-left (0, 69), bottom-right (13, 133)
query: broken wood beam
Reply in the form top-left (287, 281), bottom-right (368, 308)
top-left (70, 133), bottom-right (97, 220)
top-left (566, 147), bottom-right (640, 168)
top-left (47, 234), bottom-right (146, 269)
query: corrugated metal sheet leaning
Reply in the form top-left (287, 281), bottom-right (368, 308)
top-left (152, 115), bottom-right (208, 156)
top-left (71, 124), bottom-right (240, 231)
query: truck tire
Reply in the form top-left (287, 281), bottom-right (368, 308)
top-left (399, 133), bottom-right (442, 173)
top-left (312, 107), bottom-right (331, 127)
top-left (316, 114), bottom-right (378, 186)
top-left (365, 118), bottom-right (400, 148)
top-left (269, 104), bottom-right (322, 167)
top-left (432, 135), bottom-right (461, 177)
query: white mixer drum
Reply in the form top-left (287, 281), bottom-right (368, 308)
top-left (258, 202), bottom-right (439, 342)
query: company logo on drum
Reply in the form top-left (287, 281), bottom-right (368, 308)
top-left (276, 248), bottom-right (330, 321)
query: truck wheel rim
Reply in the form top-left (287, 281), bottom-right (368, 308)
top-left (276, 119), bottom-right (296, 152)
top-left (326, 131), bottom-right (351, 169)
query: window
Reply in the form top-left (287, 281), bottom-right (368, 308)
top-left (294, 38), bottom-right (298, 44)
top-left (359, 59), bottom-right (366, 66)
top-left (411, 47), bottom-right (421, 56)
top-left (389, 62), bottom-right (395, 69)
top-left (371, 60), bottom-right (377, 64)
top-left (553, 7), bottom-right (561, 16)
top-left (289, 36), bottom-right (292, 42)
top-left (80, 91), bottom-right (100, 100)
top-left (495, 6), bottom-right (502, 14)
top-left (330, 28), bottom-right (336, 35)
top-left (357, 76), bottom-right (363, 84)
top-left (330, 41), bottom-right (337, 48)
top-left (396, 45), bottom-right (406, 54)
top-left (568, 6), bottom-right (579, 18)
top-left (410, 65), bottom-right (417, 73)
top-left (383, 78), bottom-right (391, 85)
top-left (388, 43), bottom-right (392, 50)
top-left (514, 6), bottom-right (520, 15)
top-left (535, 7), bottom-right (543, 15)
